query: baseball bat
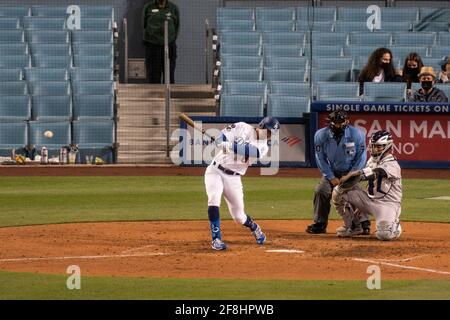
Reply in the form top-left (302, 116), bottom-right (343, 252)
top-left (179, 113), bottom-right (215, 141)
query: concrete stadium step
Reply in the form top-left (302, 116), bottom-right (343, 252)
top-left (117, 84), bottom-right (214, 100)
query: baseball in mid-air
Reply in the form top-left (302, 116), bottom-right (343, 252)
top-left (44, 130), bottom-right (53, 138)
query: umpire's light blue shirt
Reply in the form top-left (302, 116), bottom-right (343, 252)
top-left (314, 125), bottom-right (366, 180)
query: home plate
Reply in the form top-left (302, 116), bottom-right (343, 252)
top-left (426, 196), bottom-right (450, 201)
top-left (266, 249), bottom-right (305, 254)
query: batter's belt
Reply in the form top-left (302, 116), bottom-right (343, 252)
top-left (212, 161), bottom-right (241, 176)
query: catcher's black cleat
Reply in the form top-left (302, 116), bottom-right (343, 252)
top-left (361, 220), bottom-right (371, 235)
top-left (306, 222), bottom-right (327, 234)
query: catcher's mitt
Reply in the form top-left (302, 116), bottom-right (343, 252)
top-left (338, 170), bottom-right (363, 190)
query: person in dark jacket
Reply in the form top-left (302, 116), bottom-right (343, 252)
top-left (437, 56), bottom-right (450, 84)
top-left (358, 47), bottom-right (403, 95)
top-left (142, 0), bottom-right (180, 83)
top-left (401, 52), bottom-right (424, 94)
top-left (409, 66), bottom-right (448, 102)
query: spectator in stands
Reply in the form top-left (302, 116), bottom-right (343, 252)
top-left (142, 0), bottom-right (180, 84)
top-left (437, 56), bottom-right (450, 84)
top-left (358, 48), bottom-right (402, 95)
top-left (408, 66), bottom-right (448, 102)
top-left (401, 52), bottom-right (424, 94)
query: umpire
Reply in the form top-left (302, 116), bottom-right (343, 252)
top-left (306, 109), bottom-right (369, 234)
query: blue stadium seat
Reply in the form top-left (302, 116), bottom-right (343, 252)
top-left (0, 29), bottom-right (24, 42)
top-left (32, 55), bottom-right (72, 68)
top-left (71, 31), bottom-right (113, 44)
top-left (28, 81), bottom-right (71, 96)
top-left (429, 46), bottom-right (450, 58)
top-left (267, 95), bottom-right (309, 117)
top-left (264, 68), bottom-right (306, 82)
top-left (32, 5), bottom-right (113, 19)
top-left (221, 68), bottom-right (262, 82)
top-left (70, 68), bottom-right (114, 81)
top-left (73, 55), bottom-right (113, 68)
top-left (78, 5), bottom-right (114, 19)
top-left (297, 7), bottom-right (336, 22)
top-left (376, 21), bottom-right (412, 32)
top-left (219, 32), bottom-right (261, 46)
top-left (438, 32), bottom-right (450, 46)
top-left (0, 69), bottom-right (22, 81)
top-left (26, 30), bottom-right (69, 43)
top-left (29, 121), bottom-right (71, 156)
top-left (389, 46), bottom-right (429, 60)
top-left (72, 81), bottom-right (114, 95)
top-left (31, 5), bottom-right (69, 17)
top-left (0, 82), bottom-right (28, 95)
top-left (311, 57), bottom-right (353, 70)
top-left (363, 82), bottom-right (406, 102)
top-left (25, 68), bottom-right (68, 81)
top-left (72, 44), bottom-right (113, 56)
top-left (255, 7), bottom-right (295, 21)
top-left (72, 120), bottom-right (115, 164)
top-left (219, 95), bottom-right (264, 117)
top-left (73, 95), bottom-right (114, 120)
top-left (222, 81), bottom-right (267, 98)
top-left (392, 32), bottom-right (436, 46)
top-left (316, 82), bottom-right (360, 100)
top-left (0, 6), bottom-right (30, 17)
top-left (413, 22), bottom-right (449, 32)
top-left (262, 31), bottom-right (305, 46)
top-left (23, 17), bottom-right (66, 29)
top-left (220, 44), bottom-right (261, 56)
top-left (80, 18), bottom-right (112, 30)
top-left (269, 82), bottom-right (310, 97)
top-left (380, 8), bottom-right (419, 22)
top-left (0, 122), bottom-right (28, 157)
top-left (0, 17), bottom-right (20, 29)
top-left (334, 21), bottom-right (373, 32)
top-left (257, 20), bottom-right (295, 32)
top-left (303, 45), bottom-right (343, 58)
top-left (0, 96), bottom-right (31, 121)
top-left (217, 8), bottom-right (255, 21)
top-left (0, 55), bottom-right (30, 68)
top-left (309, 32), bottom-right (347, 47)
top-left (31, 95), bottom-right (71, 121)
top-left (347, 32), bottom-right (392, 46)
top-left (344, 45), bottom-right (378, 58)
top-left (435, 84), bottom-right (450, 100)
top-left (264, 45), bottom-right (302, 57)
top-left (0, 43), bottom-right (28, 55)
top-left (220, 55), bottom-right (263, 69)
top-left (419, 8), bottom-right (450, 22)
top-left (264, 56), bottom-right (308, 69)
top-left (218, 19), bottom-right (255, 32)
top-left (296, 20), bottom-right (334, 32)
top-left (309, 68), bottom-right (351, 82)
top-left (337, 8), bottom-right (370, 21)
top-left (421, 57), bottom-right (443, 69)
top-left (30, 43), bottom-right (71, 55)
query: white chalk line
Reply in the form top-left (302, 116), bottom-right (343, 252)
top-left (374, 255), bottom-right (427, 263)
top-left (353, 258), bottom-right (450, 275)
top-left (0, 252), bottom-right (167, 263)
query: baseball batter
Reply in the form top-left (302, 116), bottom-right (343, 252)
top-left (332, 130), bottom-right (403, 240)
top-left (205, 116), bottom-right (280, 251)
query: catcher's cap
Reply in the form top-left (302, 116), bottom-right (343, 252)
top-left (258, 116), bottom-right (280, 130)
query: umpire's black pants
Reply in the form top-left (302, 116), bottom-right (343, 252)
top-left (313, 172), bottom-right (347, 224)
top-left (144, 42), bottom-right (177, 84)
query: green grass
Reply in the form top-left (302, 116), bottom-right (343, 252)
top-left (0, 176), bottom-right (449, 227)
top-left (0, 270), bottom-right (449, 300)
top-left (0, 176), bottom-right (449, 300)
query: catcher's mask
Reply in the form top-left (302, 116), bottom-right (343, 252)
top-left (327, 109), bottom-right (349, 137)
top-left (369, 130), bottom-right (393, 162)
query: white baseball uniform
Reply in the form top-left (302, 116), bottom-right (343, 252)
top-left (205, 122), bottom-right (269, 224)
top-left (332, 154), bottom-right (403, 240)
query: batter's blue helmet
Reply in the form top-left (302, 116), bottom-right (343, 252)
top-left (258, 116), bottom-right (280, 130)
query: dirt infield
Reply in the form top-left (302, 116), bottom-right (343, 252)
top-left (0, 220), bottom-right (449, 280)
top-left (0, 165), bottom-right (449, 179)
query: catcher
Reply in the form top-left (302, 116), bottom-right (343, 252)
top-left (332, 130), bottom-right (403, 240)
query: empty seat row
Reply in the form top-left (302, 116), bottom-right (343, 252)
top-left (0, 68), bottom-right (113, 82)
top-left (0, 17), bottom-right (112, 30)
top-left (0, 43), bottom-right (113, 56)
top-left (0, 30), bottom-right (113, 43)
top-left (0, 94), bottom-right (114, 122)
top-left (217, 7), bottom-right (448, 23)
top-left (0, 81), bottom-right (114, 95)
top-left (0, 54), bottom-right (113, 68)
top-left (0, 120), bottom-right (115, 163)
top-left (0, 5), bottom-right (113, 19)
